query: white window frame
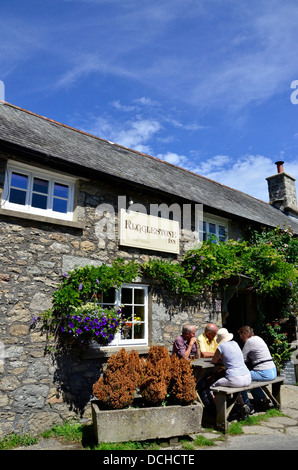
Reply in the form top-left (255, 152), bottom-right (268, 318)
top-left (101, 283), bottom-right (149, 347)
top-left (2, 161), bottom-right (75, 221)
top-left (198, 215), bottom-right (229, 243)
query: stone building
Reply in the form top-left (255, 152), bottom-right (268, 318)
top-left (0, 102), bottom-right (297, 436)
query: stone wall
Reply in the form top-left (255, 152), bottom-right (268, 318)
top-left (0, 156), bottom-right (226, 437)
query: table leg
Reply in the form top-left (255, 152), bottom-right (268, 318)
top-left (272, 381), bottom-right (282, 411)
top-left (214, 392), bottom-right (228, 433)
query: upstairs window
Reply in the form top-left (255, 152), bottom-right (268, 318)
top-left (199, 217), bottom-right (228, 243)
top-left (2, 162), bottom-right (75, 221)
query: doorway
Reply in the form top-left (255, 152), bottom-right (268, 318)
top-left (224, 289), bottom-right (258, 346)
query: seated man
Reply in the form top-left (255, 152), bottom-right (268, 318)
top-left (172, 324), bottom-right (200, 361)
top-left (197, 323), bottom-right (218, 358)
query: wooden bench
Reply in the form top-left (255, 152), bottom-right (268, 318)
top-left (210, 376), bottom-right (285, 433)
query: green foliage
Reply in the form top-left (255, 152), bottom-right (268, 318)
top-left (141, 228), bottom-right (297, 317)
top-left (182, 239), bottom-right (247, 293)
top-left (141, 258), bottom-right (191, 294)
top-left (263, 322), bottom-right (294, 373)
top-left (249, 226), bottom-right (298, 265)
top-left (181, 435), bottom-right (216, 449)
top-left (55, 257), bottom-right (139, 308)
top-left (0, 433), bottom-right (38, 450)
top-left (44, 258), bottom-right (139, 345)
top-left (42, 420), bottom-right (83, 442)
top-left (42, 227), bottom-right (297, 347)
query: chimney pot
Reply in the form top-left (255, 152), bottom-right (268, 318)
top-left (275, 160), bottom-right (284, 173)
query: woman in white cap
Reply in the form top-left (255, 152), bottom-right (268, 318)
top-left (211, 328), bottom-right (251, 389)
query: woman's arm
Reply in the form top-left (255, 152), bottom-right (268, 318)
top-left (212, 348), bottom-right (222, 364)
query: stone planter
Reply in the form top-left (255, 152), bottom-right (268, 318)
top-left (91, 401), bottom-right (203, 443)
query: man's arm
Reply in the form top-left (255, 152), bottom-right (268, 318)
top-left (197, 335), bottom-right (215, 358)
top-left (182, 336), bottom-right (197, 361)
top-left (200, 351), bottom-right (214, 358)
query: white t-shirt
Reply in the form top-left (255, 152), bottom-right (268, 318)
top-left (218, 341), bottom-right (249, 377)
top-left (242, 336), bottom-right (275, 371)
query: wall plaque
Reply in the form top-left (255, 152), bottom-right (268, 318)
top-left (119, 209), bottom-right (180, 254)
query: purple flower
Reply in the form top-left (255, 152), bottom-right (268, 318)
top-left (289, 281), bottom-right (293, 288)
top-left (78, 283), bottom-right (83, 291)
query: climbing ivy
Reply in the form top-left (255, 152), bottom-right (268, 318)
top-left (42, 227), bottom-right (297, 346)
top-left (141, 227), bottom-right (297, 317)
top-left (43, 258), bottom-right (139, 345)
top-left (142, 232), bottom-right (297, 299)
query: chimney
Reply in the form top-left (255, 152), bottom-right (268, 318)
top-left (266, 161), bottom-right (298, 217)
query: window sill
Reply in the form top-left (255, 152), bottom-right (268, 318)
top-left (0, 208), bottom-right (84, 229)
top-left (81, 345), bottom-right (151, 360)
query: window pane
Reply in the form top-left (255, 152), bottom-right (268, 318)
top-left (32, 193), bottom-right (48, 209)
top-left (209, 223), bottom-right (216, 234)
top-left (134, 306), bottom-right (144, 320)
top-left (33, 178), bottom-right (48, 194)
top-left (9, 188), bottom-right (26, 205)
top-left (134, 323), bottom-right (144, 339)
top-left (54, 183), bottom-right (69, 198)
top-left (121, 288), bottom-right (132, 304)
top-left (219, 225), bottom-right (226, 241)
top-left (122, 323), bottom-right (132, 340)
top-left (122, 305), bottom-right (132, 321)
top-left (134, 289), bottom-right (144, 304)
top-left (53, 198), bottom-right (68, 213)
top-left (11, 172), bottom-right (28, 190)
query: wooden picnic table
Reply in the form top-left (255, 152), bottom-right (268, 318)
top-left (191, 357), bottom-right (223, 381)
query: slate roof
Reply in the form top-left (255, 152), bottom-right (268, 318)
top-left (1, 101), bottom-right (298, 233)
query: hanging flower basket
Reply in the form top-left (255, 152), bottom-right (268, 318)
top-left (60, 302), bottom-right (122, 345)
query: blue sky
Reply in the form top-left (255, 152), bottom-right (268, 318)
top-left (1, 0), bottom-right (298, 202)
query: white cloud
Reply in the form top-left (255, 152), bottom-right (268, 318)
top-left (85, 115), bottom-right (162, 154)
top-left (116, 119), bottom-right (161, 153)
top-left (110, 100), bottom-right (136, 112)
top-left (133, 97), bottom-right (159, 107)
top-left (157, 151), bottom-right (188, 167)
top-left (158, 152), bottom-right (296, 202)
top-left (192, 154), bottom-right (278, 201)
